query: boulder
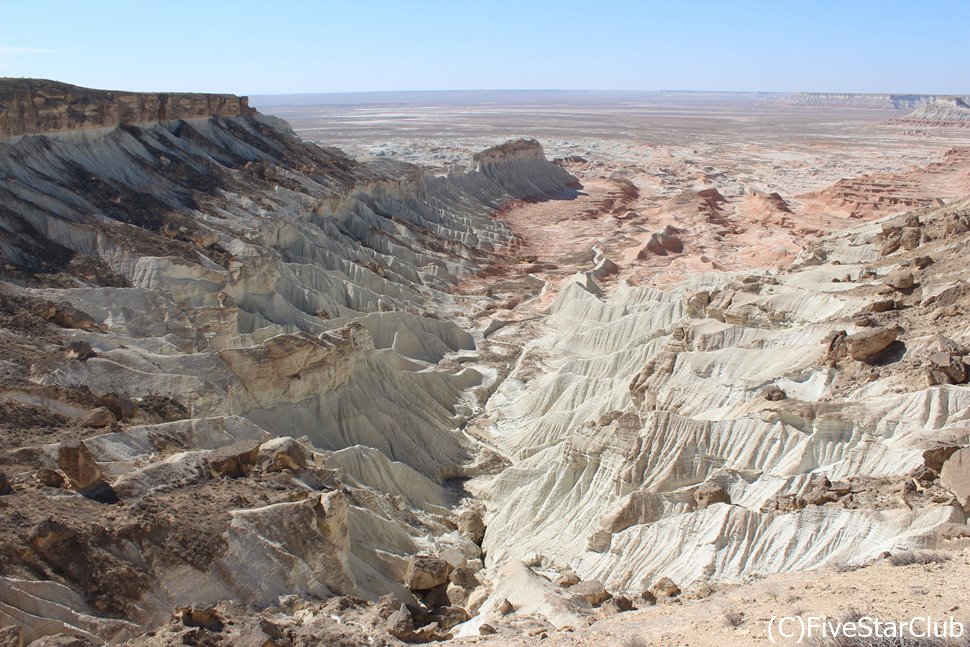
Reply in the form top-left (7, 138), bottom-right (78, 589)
top-left (570, 580), bottom-right (611, 607)
top-left (694, 482), bottom-right (732, 509)
top-left (177, 606), bottom-right (225, 632)
top-left (57, 441), bottom-right (104, 491)
top-left (900, 227), bottom-right (921, 250)
top-left (640, 589), bottom-right (657, 606)
top-left (233, 618), bottom-right (288, 647)
top-left (686, 291), bottom-right (710, 318)
top-left (642, 234), bottom-right (668, 256)
top-left (35, 468), bottom-right (65, 488)
top-left (496, 598), bottom-right (515, 616)
top-left (844, 327), bottom-right (897, 361)
top-left (554, 570), bottom-right (581, 588)
top-left (458, 508), bottom-right (486, 545)
top-left (449, 565), bottom-right (481, 591)
top-left (0, 472), bottom-right (11, 495)
top-left (650, 577), bottom-right (681, 600)
top-left (867, 300), bottom-right (896, 313)
top-left (386, 605), bottom-right (418, 642)
top-left (658, 230), bottom-right (684, 254)
top-left (945, 213), bottom-right (970, 235)
top-left (405, 555), bottom-right (451, 591)
top-left (479, 624), bottom-right (497, 636)
top-left (760, 385), bottom-right (787, 401)
top-left (924, 445), bottom-right (960, 473)
top-left (81, 407), bottom-right (115, 428)
top-left (207, 440), bottom-right (261, 478)
top-left (601, 595), bottom-right (634, 614)
top-left (67, 341), bottom-right (95, 361)
top-left (941, 448), bottom-right (970, 509)
top-left (885, 271), bottom-right (915, 290)
top-left (259, 437), bottom-right (307, 472)
top-left (881, 238), bottom-right (901, 256)
top-left (435, 606), bottom-right (470, 631)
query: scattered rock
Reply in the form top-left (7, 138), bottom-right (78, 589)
top-left (177, 606), bottom-right (225, 632)
top-left (694, 481), bottom-right (732, 509)
top-left (386, 605), bottom-right (418, 641)
top-left (259, 437), bottom-right (307, 472)
top-left (81, 406), bottom-right (115, 428)
top-left (554, 570), bottom-right (581, 588)
top-left (760, 385), bottom-right (787, 401)
top-left (885, 270), bottom-right (915, 290)
top-left (844, 327), bottom-right (897, 361)
top-left (867, 300), bottom-right (896, 313)
top-left (900, 227), bottom-right (921, 250)
top-left (686, 291), bottom-right (710, 318)
top-left (640, 589), bottom-right (657, 606)
top-left (941, 448), bottom-right (970, 509)
top-left (67, 340), bottom-right (95, 360)
top-left (601, 595), bottom-right (634, 614)
top-left (683, 582), bottom-right (716, 600)
top-left (449, 565), bottom-right (481, 591)
top-left (479, 624), bottom-right (497, 636)
top-left (458, 508), bottom-right (486, 545)
top-left (207, 440), bottom-right (261, 478)
top-left (57, 441), bottom-right (104, 491)
top-left (35, 468), bottom-right (65, 488)
top-left (497, 598), bottom-right (515, 616)
top-left (925, 336), bottom-right (969, 386)
top-left (924, 445), bottom-right (960, 473)
top-left (913, 255), bottom-right (934, 269)
top-left (405, 555), bottom-right (451, 591)
top-left (945, 213), bottom-right (970, 235)
top-left (435, 606), bottom-right (470, 631)
top-left (0, 472), bottom-right (12, 495)
top-left (570, 580), bottom-right (611, 607)
top-left (650, 577), bottom-right (681, 601)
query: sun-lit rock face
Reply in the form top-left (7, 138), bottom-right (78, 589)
top-left (0, 78), bottom-right (254, 138)
top-left (0, 81), bottom-right (580, 642)
top-left (478, 195), bottom-right (970, 600)
top-left (4, 79), bottom-right (970, 644)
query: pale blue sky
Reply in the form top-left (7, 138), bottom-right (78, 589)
top-left (1, 0), bottom-right (967, 95)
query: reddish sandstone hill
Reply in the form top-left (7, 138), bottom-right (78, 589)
top-left (797, 147), bottom-right (970, 218)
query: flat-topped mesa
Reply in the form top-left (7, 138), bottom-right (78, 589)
top-left (782, 92), bottom-right (942, 110)
top-left (0, 78), bottom-right (253, 137)
top-left (471, 138), bottom-right (548, 170)
top-left (468, 138), bottom-right (580, 198)
top-left (888, 97), bottom-right (970, 128)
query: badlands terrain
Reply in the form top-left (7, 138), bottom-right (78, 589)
top-left (1, 82), bottom-right (970, 646)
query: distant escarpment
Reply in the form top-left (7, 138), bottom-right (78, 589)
top-left (780, 92), bottom-right (943, 110)
top-left (888, 97), bottom-right (970, 128)
top-left (0, 78), bottom-right (253, 138)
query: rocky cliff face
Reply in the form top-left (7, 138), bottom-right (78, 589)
top-left (3, 80), bottom-right (970, 646)
top-left (889, 97), bottom-right (970, 128)
top-left (0, 81), bottom-right (579, 644)
top-left (781, 92), bottom-right (942, 109)
top-left (0, 78), bottom-right (253, 138)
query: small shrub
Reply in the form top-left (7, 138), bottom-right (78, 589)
top-left (723, 609), bottom-right (745, 628)
top-left (888, 550), bottom-right (950, 567)
top-left (621, 637), bottom-right (650, 647)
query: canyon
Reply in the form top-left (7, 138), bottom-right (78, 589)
top-left (1, 81), bottom-right (970, 646)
